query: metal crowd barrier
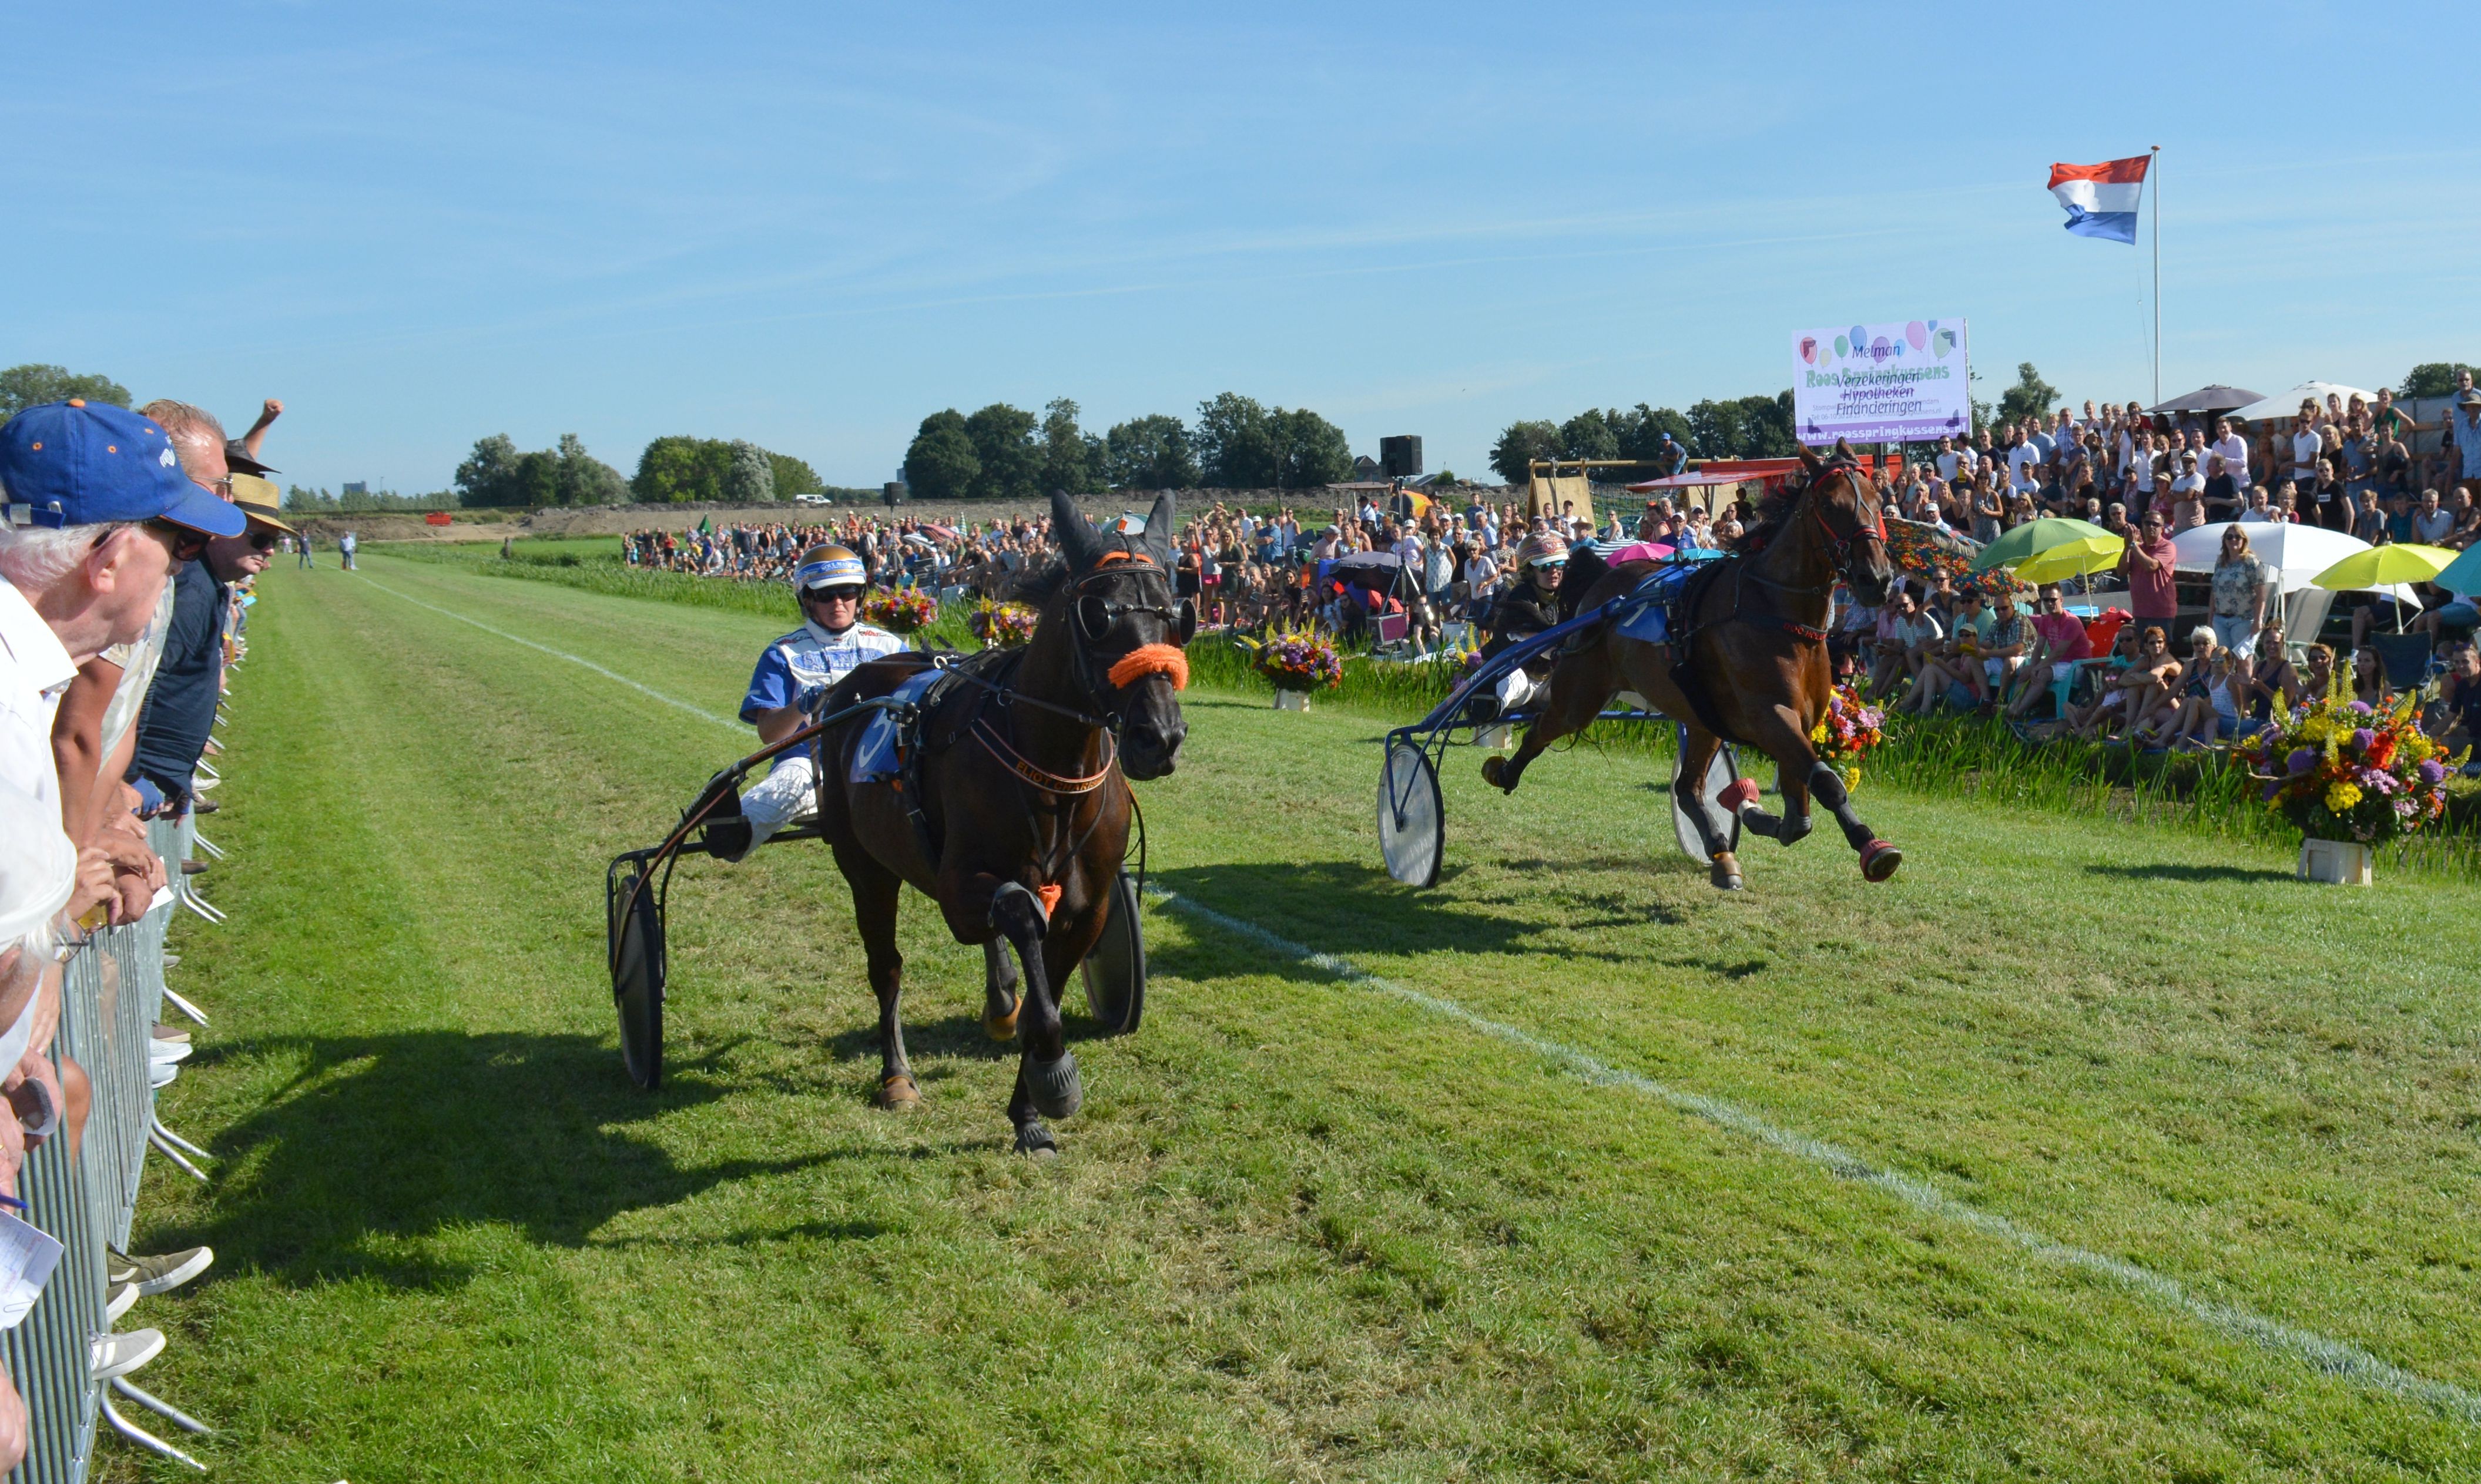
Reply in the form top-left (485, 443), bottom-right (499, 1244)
top-left (0, 815), bottom-right (204, 1480)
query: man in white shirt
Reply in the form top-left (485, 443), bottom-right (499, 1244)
top-left (2211, 417), bottom-right (2249, 488)
top-left (2290, 404), bottom-right (2325, 489)
top-left (2007, 424), bottom-right (2044, 485)
top-left (1933, 435), bottom-right (1970, 483)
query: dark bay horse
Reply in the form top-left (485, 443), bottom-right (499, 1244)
top-left (1480, 442), bottom-right (1902, 890)
top-left (814, 491), bottom-right (1194, 1155)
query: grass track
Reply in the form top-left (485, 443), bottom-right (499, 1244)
top-left (119, 552), bottom-right (2481, 1481)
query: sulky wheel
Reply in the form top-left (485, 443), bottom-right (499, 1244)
top-left (608, 868), bottom-right (668, 1089)
top-left (1080, 869), bottom-right (1146, 1036)
top-left (1377, 741), bottom-right (1444, 888)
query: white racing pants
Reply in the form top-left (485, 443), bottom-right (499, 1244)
top-left (737, 748), bottom-right (818, 855)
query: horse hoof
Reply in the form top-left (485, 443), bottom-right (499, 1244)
top-left (1717, 776), bottom-right (1761, 812)
top-left (1480, 756), bottom-right (1508, 791)
top-left (1859, 840), bottom-right (1903, 882)
top-left (874, 1073), bottom-right (921, 1110)
top-left (1709, 854), bottom-right (1744, 891)
top-left (983, 999), bottom-right (1020, 1042)
top-left (1025, 1050), bottom-right (1082, 1119)
top-left (1014, 1121), bottom-right (1059, 1159)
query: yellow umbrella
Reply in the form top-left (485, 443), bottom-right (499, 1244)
top-left (2309, 543), bottom-right (2456, 590)
top-left (2012, 537), bottom-right (2125, 584)
top-left (2310, 543), bottom-right (2456, 633)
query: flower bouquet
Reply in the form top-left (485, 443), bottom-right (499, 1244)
top-left (1248, 624), bottom-right (1343, 704)
top-left (1809, 681), bottom-right (1885, 789)
top-left (969, 597), bottom-right (1038, 648)
top-left (864, 587), bottom-right (938, 634)
top-left (2240, 694), bottom-right (2460, 849)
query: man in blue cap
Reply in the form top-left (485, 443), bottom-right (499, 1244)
top-left (0, 399), bottom-right (244, 822)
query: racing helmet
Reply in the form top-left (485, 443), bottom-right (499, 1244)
top-left (1515, 531), bottom-right (1568, 572)
top-left (793, 543), bottom-right (867, 597)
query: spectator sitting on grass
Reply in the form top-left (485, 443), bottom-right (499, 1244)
top-left (2007, 584), bottom-right (2093, 720)
top-left (2134, 628), bottom-right (2220, 748)
top-left (2429, 642), bottom-right (2481, 755)
top-left (2159, 644), bottom-right (2251, 751)
top-left (1899, 590), bottom-right (1991, 714)
top-left (2071, 625), bottom-right (2174, 741)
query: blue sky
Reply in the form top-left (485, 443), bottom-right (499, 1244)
top-left (6, 3), bottom-right (2470, 493)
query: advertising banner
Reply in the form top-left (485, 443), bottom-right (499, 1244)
top-left (1791, 318), bottom-right (1969, 445)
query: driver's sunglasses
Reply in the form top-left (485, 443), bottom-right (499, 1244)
top-left (248, 531), bottom-right (281, 552)
top-left (145, 520), bottom-right (210, 562)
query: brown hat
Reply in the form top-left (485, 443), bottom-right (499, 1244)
top-left (228, 472), bottom-right (295, 533)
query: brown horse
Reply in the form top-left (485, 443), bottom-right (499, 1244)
top-left (1479, 442), bottom-right (1902, 890)
top-left (814, 491), bottom-right (1193, 1155)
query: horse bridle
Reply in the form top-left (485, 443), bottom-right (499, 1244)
top-left (957, 555), bottom-right (1192, 795)
top-left (1804, 459), bottom-right (1889, 576)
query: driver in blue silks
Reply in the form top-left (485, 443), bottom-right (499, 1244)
top-left (727, 544), bottom-right (906, 858)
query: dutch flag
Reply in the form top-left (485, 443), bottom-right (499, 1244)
top-left (2048, 156), bottom-right (2148, 245)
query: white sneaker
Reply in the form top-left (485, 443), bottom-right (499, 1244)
top-left (90, 1329), bottom-right (165, 1381)
top-left (105, 1282), bottom-right (139, 1323)
top-left (149, 1060), bottom-right (176, 1089)
top-left (110, 1247), bottom-right (213, 1296)
top-left (150, 1039), bottom-right (192, 1065)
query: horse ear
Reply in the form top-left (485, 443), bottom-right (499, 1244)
top-left (1050, 489), bottom-right (1102, 570)
top-left (1832, 438), bottom-right (1858, 464)
top-left (1796, 444), bottom-right (1826, 472)
top-left (1145, 489), bottom-right (1176, 567)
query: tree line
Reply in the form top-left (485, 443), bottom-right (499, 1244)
top-left (900, 394), bottom-right (1355, 500)
top-left (451, 433), bottom-right (883, 506)
top-left (1487, 391), bottom-right (1801, 485)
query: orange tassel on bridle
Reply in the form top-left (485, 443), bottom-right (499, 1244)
top-left (1108, 643), bottom-right (1189, 691)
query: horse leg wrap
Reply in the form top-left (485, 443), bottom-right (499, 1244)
top-left (988, 879), bottom-right (1049, 933)
top-left (1809, 761), bottom-right (1879, 850)
top-left (1024, 1050), bottom-right (1082, 1119)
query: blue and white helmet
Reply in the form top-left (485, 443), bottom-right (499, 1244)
top-left (793, 543), bottom-right (867, 595)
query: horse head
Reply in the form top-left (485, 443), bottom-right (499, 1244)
top-left (1049, 489), bottom-right (1193, 779)
top-left (1795, 441), bottom-right (1894, 606)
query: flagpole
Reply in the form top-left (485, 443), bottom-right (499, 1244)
top-left (2150, 145), bottom-right (2161, 407)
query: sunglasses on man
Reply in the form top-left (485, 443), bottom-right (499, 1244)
top-left (146, 519), bottom-right (210, 562)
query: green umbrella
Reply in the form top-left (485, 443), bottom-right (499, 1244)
top-left (1967, 517), bottom-right (2123, 575)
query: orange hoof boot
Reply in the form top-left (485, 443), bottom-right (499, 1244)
top-left (874, 1073), bottom-right (921, 1109)
top-left (983, 999), bottom-right (1020, 1042)
top-left (1709, 852), bottom-right (1745, 891)
top-left (1859, 840), bottom-right (1903, 882)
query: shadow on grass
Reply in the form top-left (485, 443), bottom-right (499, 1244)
top-left (166, 1030), bottom-right (878, 1290)
top-left (2082, 862), bottom-right (2298, 885)
top-left (1150, 858), bottom-right (1676, 977)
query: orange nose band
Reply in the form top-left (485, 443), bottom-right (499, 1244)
top-left (1108, 643), bottom-right (1189, 691)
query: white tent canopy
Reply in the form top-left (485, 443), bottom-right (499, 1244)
top-left (2228, 381), bottom-right (2382, 424)
top-left (2170, 521), bottom-right (2419, 641)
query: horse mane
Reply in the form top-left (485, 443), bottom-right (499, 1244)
top-left (1010, 555), bottom-right (1073, 606)
top-left (1734, 483), bottom-right (1805, 555)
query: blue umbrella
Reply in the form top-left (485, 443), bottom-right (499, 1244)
top-left (2432, 543), bottom-right (2481, 598)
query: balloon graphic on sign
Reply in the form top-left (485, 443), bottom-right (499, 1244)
top-left (1869, 335), bottom-right (1891, 362)
top-left (1931, 328), bottom-right (1956, 359)
top-left (1799, 337), bottom-right (1818, 363)
top-left (1833, 335), bottom-right (1849, 359)
top-left (1849, 325), bottom-right (1868, 355)
top-left (1906, 321), bottom-right (1927, 350)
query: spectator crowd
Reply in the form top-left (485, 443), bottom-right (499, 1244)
top-left (1, 394), bottom-right (292, 1469)
top-left (622, 377), bottom-right (2481, 764)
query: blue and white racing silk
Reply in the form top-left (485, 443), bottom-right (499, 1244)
top-left (739, 620), bottom-right (907, 723)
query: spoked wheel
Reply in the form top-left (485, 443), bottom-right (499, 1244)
top-left (1080, 869), bottom-right (1146, 1036)
top-left (608, 867), bottom-right (667, 1089)
top-left (1669, 732), bottom-right (1744, 863)
top-left (1377, 740), bottom-right (1444, 888)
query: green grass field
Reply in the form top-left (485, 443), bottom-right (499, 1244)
top-left (119, 551), bottom-right (2481, 1481)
